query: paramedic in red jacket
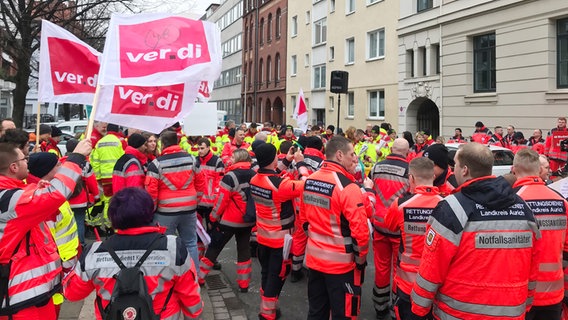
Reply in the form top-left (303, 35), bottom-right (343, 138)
top-left (300, 136), bottom-right (373, 319)
top-left (422, 144), bottom-right (458, 197)
top-left (250, 143), bottom-right (304, 320)
top-left (111, 133), bottom-right (147, 194)
top-left (0, 139), bottom-right (91, 320)
top-left (411, 142), bottom-right (541, 320)
top-left (63, 187), bottom-right (203, 320)
top-left (512, 149), bottom-right (568, 320)
top-left (197, 149), bottom-right (255, 292)
top-left (383, 157), bottom-right (442, 320)
top-left (369, 138), bottom-right (410, 319)
top-left (545, 117), bottom-right (568, 172)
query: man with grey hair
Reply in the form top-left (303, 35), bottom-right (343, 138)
top-left (369, 138), bottom-right (410, 319)
top-left (411, 143), bottom-right (541, 319)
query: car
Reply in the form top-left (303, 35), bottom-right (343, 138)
top-left (445, 143), bottom-right (514, 176)
top-left (56, 120), bottom-right (88, 135)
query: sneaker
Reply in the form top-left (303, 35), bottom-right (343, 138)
top-left (239, 287), bottom-right (248, 293)
top-left (290, 270), bottom-right (304, 283)
top-left (213, 261), bottom-right (222, 270)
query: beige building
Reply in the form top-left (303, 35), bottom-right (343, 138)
top-left (398, 0), bottom-right (568, 139)
top-left (287, 0), bottom-right (400, 132)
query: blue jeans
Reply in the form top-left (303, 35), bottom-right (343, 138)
top-left (72, 207), bottom-right (87, 246)
top-left (154, 212), bottom-right (198, 267)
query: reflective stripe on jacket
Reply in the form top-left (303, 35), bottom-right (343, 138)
top-left (411, 176), bottom-right (541, 319)
top-left (210, 162), bottom-right (255, 228)
top-left (300, 161), bottom-right (372, 274)
top-left (195, 151), bottom-right (224, 208)
top-left (63, 227), bottom-right (203, 319)
top-left (48, 201), bottom-right (79, 270)
top-left (91, 133), bottom-right (125, 180)
top-left (112, 146), bottom-right (147, 194)
top-left (515, 176), bottom-right (568, 306)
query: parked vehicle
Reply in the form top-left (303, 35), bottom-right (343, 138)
top-left (445, 143), bottom-right (514, 176)
top-left (56, 120), bottom-right (88, 135)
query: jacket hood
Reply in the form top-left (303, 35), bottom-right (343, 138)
top-left (460, 176), bottom-right (517, 210)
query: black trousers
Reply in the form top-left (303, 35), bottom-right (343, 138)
top-left (395, 289), bottom-right (433, 320)
top-left (204, 225), bottom-right (252, 263)
top-left (307, 268), bottom-right (362, 320)
top-left (525, 303), bottom-right (562, 320)
top-left (257, 243), bottom-right (289, 298)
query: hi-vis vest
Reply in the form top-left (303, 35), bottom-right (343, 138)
top-left (91, 134), bottom-right (125, 180)
top-left (48, 201), bottom-right (79, 270)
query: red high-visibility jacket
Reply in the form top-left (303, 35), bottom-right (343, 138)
top-left (514, 176), bottom-right (568, 306)
top-left (210, 162), bottom-right (256, 228)
top-left (300, 161), bottom-right (372, 274)
top-left (545, 127), bottom-right (568, 162)
top-left (145, 145), bottom-right (197, 214)
top-left (411, 176), bottom-right (541, 319)
top-left (369, 154), bottom-right (409, 236)
top-left (60, 157), bottom-right (99, 209)
top-left (0, 154), bottom-right (85, 315)
top-left (383, 186), bottom-right (442, 295)
top-left (221, 140), bottom-right (250, 167)
top-left (435, 168), bottom-right (458, 197)
top-left (471, 127), bottom-right (492, 144)
top-left (296, 147), bottom-right (325, 181)
top-left (195, 151), bottom-right (224, 209)
top-left (250, 168), bottom-right (304, 248)
top-left (63, 227), bottom-right (203, 319)
top-left (112, 146), bottom-right (147, 194)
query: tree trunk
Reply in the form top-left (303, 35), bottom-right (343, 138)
top-left (11, 74), bottom-right (30, 129)
top-left (63, 103), bottom-right (71, 121)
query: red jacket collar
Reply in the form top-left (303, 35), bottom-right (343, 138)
top-left (125, 146), bottom-right (148, 165)
top-left (0, 175), bottom-right (26, 189)
top-left (387, 154), bottom-right (408, 162)
top-left (227, 162), bottom-right (252, 171)
top-left (453, 175), bottom-right (496, 193)
top-left (161, 145), bottom-right (184, 156)
top-left (199, 150), bottom-right (213, 163)
top-left (26, 174), bottom-right (41, 184)
top-left (304, 147), bottom-right (325, 159)
top-left (512, 176), bottom-right (544, 188)
top-left (115, 225), bottom-right (167, 235)
top-left (320, 160), bottom-right (356, 182)
top-left (414, 185), bottom-right (440, 195)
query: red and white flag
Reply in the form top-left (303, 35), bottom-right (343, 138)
top-left (38, 20), bottom-right (101, 104)
top-left (95, 82), bottom-right (201, 133)
top-left (98, 13), bottom-right (222, 86)
top-left (293, 88), bottom-right (308, 133)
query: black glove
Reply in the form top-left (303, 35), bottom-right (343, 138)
top-left (356, 261), bottom-right (367, 270)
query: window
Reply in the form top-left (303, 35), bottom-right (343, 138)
top-left (267, 14), bottom-right (272, 42)
top-left (313, 64), bottom-right (326, 89)
top-left (244, 26), bottom-right (248, 50)
top-left (329, 96), bottom-right (334, 110)
top-left (418, 47), bottom-right (426, 76)
top-left (368, 0), bottom-right (380, 5)
top-left (558, 18), bottom-right (568, 88)
top-left (346, 0), bottom-right (355, 14)
top-left (313, 18), bottom-right (327, 46)
top-left (473, 33), bottom-right (496, 92)
top-left (305, 53), bottom-right (310, 67)
top-left (330, 0), bottom-right (335, 12)
top-left (275, 54), bottom-right (281, 82)
top-left (417, 0), bottom-right (433, 12)
top-left (347, 92), bottom-right (355, 117)
top-left (249, 22), bottom-right (253, 48)
top-left (291, 96), bottom-right (297, 113)
top-left (259, 18), bottom-right (264, 44)
top-left (291, 55), bottom-right (297, 75)
top-left (276, 9), bottom-right (282, 38)
top-left (433, 44), bottom-right (440, 74)
top-left (329, 46), bottom-right (335, 61)
top-left (368, 90), bottom-right (385, 118)
top-left (407, 49), bottom-right (414, 78)
top-left (368, 29), bottom-right (385, 59)
top-left (291, 16), bottom-right (298, 37)
top-left (346, 38), bottom-right (355, 64)
top-left (259, 59), bottom-right (264, 86)
top-left (266, 56), bottom-right (272, 83)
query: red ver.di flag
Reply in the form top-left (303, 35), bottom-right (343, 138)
top-left (95, 82), bottom-right (200, 133)
top-left (98, 13), bottom-right (222, 86)
top-left (38, 20), bottom-right (101, 104)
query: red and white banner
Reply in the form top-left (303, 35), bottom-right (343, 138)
top-left (293, 88), bottom-right (308, 133)
top-left (95, 82), bottom-right (201, 133)
top-left (38, 20), bottom-right (101, 104)
top-left (98, 14), bottom-right (222, 86)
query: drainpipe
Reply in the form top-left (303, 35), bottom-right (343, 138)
top-left (253, 0), bottom-right (259, 121)
top-left (438, 0), bottom-right (444, 136)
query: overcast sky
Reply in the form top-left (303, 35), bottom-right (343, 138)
top-left (138, 1), bottom-right (218, 18)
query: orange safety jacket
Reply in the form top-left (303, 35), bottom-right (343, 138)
top-left (41, 138), bottom-right (62, 158)
top-left (296, 147), bottom-right (325, 181)
top-left (545, 127), bottom-right (568, 162)
top-left (60, 157), bottom-right (99, 209)
top-left (471, 127), bottom-right (492, 144)
top-left (435, 168), bottom-right (458, 197)
top-left (250, 168), bottom-right (304, 248)
top-left (221, 140), bottom-right (251, 167)
top-left (411, 176), bottom-right (541, 320)
top-left (195, 151), bottom-right (224, 209)
top-left (369, 154), bottom-right (409, 236)
top-left (63, 226), bottom-right (203, 319)
top-left (299, 161), bottom-right (373, 274)
top-left (514, 176), bottom-right (568, 306)
top-left (145, 145), bottom-right (198, 214)
top-left (383, 186), bottom-right (442, 295)
top-left (0, 154), bottom-right (85, 315)
top-left (210, 162), bottom-right (256, 228)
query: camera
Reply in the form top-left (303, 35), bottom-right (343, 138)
top-left (561, 139), bottom-right (568, 152)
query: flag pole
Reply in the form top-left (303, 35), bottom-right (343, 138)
top-left (85, 85), bottom-right (101, 141)
top-left (35, 102), bottom-right (41, 146)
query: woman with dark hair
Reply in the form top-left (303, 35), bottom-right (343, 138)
top-left (402, 131), bottom-right (415, 149)
top-left (197, 149), bottom-right (256, 293)
top-left (143, 132), bottom-right (159, 161)
top-left (63, 187), bottom-right (203, 319)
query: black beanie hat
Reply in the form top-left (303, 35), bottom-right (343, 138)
top-left (107, 124), bottom-right (120, 133)
top-left (39, 124), bottom-right (52, 135)
top-left (255, 143), bottom-right (277, 168)
top-left (128, 133), bottom-right (146, 149)
top-left (475, 121), bottom-right (484, 128)
top-left (251, 140), bottom-right (266, 151)
top-left (423, 144), bottom-right (449, 170)
top-left (50, 126), bottom-right (62, 137)
top-left (66, 138), bottom-right (79, 153)
top-left (28, 152), bottom-right (58, 179)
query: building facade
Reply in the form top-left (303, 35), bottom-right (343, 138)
top-left (0, 48), bottom-right (16, 120)
top-left (242, 0), bottom-right (288, 125)
top-left (286, 0), bottom-right (400, 132)
top-left (398, 0), bottom-right (568, 139)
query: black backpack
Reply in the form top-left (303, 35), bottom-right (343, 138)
top-left (96, 236), bottom-right (173, 320)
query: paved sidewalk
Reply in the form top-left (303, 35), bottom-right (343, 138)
top-left (60, 269), bottom-right (245, 319)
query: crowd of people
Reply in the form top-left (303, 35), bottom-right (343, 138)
top-left (0, 115), bottom-right (566, 320)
